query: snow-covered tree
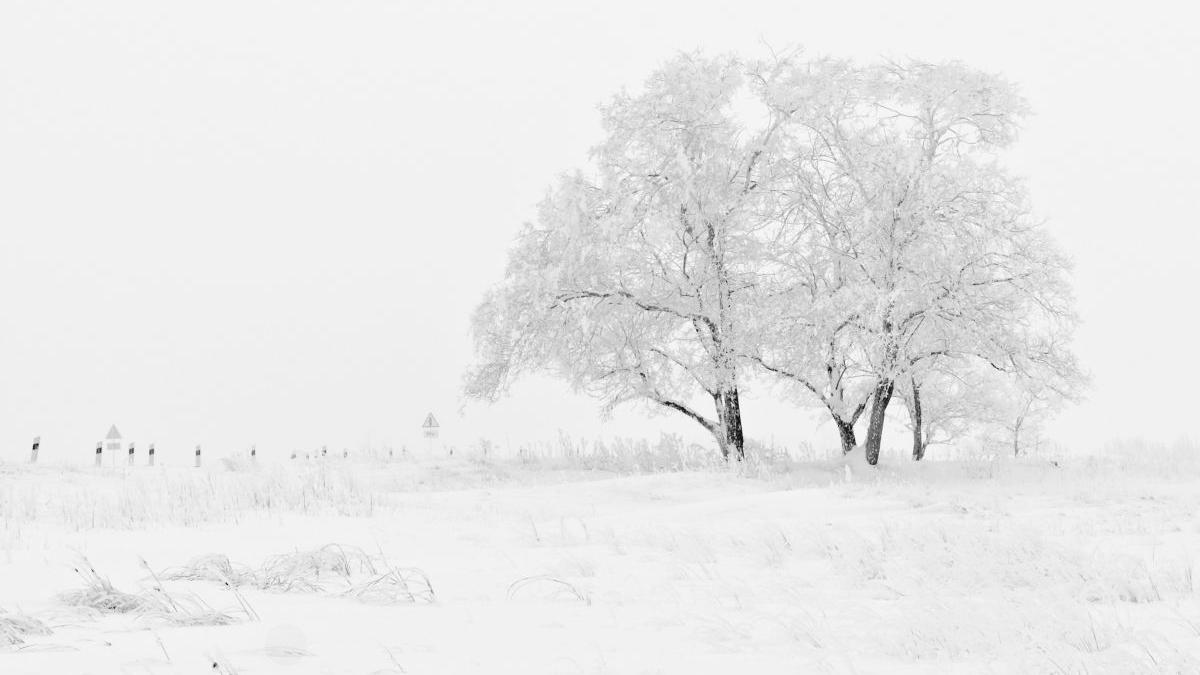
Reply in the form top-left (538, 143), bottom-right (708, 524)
top-left (898, 361), bottom-right (995, 461)
top-left (748, 57), bottom-right (1082, 464)
top-left (983, 351), bottom-right (1083, 457)
top-left (465, 54), bottom-right (791, 460)
top-left (741, 56), bottom-right (877, 454)
top-left (468, 51), bottom-right (1083, 465)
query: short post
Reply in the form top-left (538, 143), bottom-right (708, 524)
top-left (95, 442), bottom-right (103, 467)
top-left (128, 442), bottom-right (135, 466)
top-left (148, 443), bottom-right (155, 466)
top-left (342, 449), bottom-right (348, 459)
top-left (250, 444), bottom-right (257, 461)
top-left (321, 446), bottom-right (327, 458)
top-left (194, 444), bottom-right (202, 468)
top-left (30, 436), bottom-right (40, 463)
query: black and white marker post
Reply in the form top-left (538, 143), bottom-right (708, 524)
top-left (95, 442), bottom-right (103, 467)
top-left (194, 444), bottom-right (202, 468)
top-left (148, 443), bottom-right (155, 467)
top-left (30, 436), bottom-right (40, 463)
top-left (128, 442), bottom-right (135, 466)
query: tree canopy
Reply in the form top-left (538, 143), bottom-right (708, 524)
top-left (466, 50), bottom-right (1084, 465)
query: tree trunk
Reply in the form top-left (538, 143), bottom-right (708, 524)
top-left (909, 381), bottom-right (926, 461)
top-left (864, 378), bottom-right (895, 466)
top-left (713, 388), bottom-right (745, 461)
top-left (1012, 417), bottom-right (1023, 457)
top-left (834, 416), bottom-right (858, 455)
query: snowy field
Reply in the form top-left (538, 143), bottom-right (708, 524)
top-left (2, 444), bottom-right (1199, 674)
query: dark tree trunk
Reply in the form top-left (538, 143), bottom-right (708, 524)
top-left (835, 417), bottom-right (858, 455)
top-left (721, 387), bottom-right (745, 461)
top-left (864, 378), bottom-right (895, 466)
top-left (909, 381), bottom-right (926, 461)
top-left (711, 388), bottom-right (744, 461)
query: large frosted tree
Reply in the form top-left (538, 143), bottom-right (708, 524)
top-left (468, 51), bottom-right (1082, 465)
top-left (466, 54), bottom-right (790, 460)
top-left (748, 57), bottom-right (1081, 464)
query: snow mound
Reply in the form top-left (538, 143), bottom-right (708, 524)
top-left (838, 445), bottom-right (874, 481)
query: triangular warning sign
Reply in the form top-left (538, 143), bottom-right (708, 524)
top-left (105, 425), bottom-right (123, 440)
top-left (422, 413), bottom-right (439, 429)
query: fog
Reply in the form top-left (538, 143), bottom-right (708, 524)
top-left (1, 1), bottom-right (1196, 461)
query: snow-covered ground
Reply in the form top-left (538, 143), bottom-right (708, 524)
top-left (1, 448), bottom-right (1198, 674)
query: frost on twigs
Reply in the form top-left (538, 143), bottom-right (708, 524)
top-left (466, 50), bottom-right (1084, 466)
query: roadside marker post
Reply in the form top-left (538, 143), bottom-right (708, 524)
top-left (30, 436), bottom-right (40, 464)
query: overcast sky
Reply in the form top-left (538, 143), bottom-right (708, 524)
top-left (1, 1), bottom-right (1196, 463)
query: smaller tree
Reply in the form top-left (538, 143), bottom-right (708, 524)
top-left (899, 365), bottom-right (976, 461)
top-left (900, 346), bottom-right (1084, 460)
top-left (986, 374), bottom-right (1073, 458)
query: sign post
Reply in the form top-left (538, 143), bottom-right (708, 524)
top-left (30, 436), bottom-right (40, 464)
top-left (422, 412), bottom-right (440, 455)
top-left (104, 425), bottom-right (122, 468)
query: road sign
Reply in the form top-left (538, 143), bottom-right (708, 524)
top-left (422, 413), bottom-right (439, 439)
top-left (104, 425), bottom-right (122, 467)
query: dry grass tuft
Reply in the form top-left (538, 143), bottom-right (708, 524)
top-left (257, 544), bottom-right (376, 592)
top-left (0, 608), bottom-right (52, 648)
top-left (58, 557), bottom-right (249, 627)
top-left (343, 567), bottom-right (436, 605)
top-left (59, 559), bottom-right (147, 614)
top-left (162, 554), bottom-right (256, 587)
top-left (154, 545), bottom-right (435, 605)
top-left (507, 575), bottom-right (592, 605)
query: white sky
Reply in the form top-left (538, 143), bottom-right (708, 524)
top-left (1, 1), bottom-right (1197, 463)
